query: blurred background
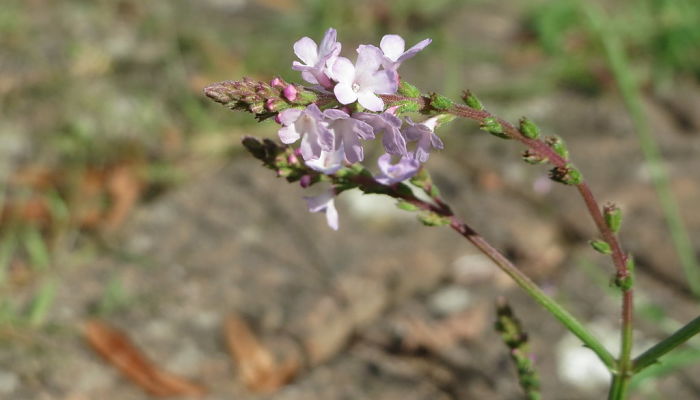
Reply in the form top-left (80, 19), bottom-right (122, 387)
top-left (1, 0), bottom-right (700, 398)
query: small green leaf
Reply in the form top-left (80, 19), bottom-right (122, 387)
top-left (590, 239), bottom-right (612, 255)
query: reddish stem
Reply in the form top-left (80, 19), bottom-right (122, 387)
top-left (381, 93), bottom-right (635, 375)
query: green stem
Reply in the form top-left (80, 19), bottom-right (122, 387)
top-left (344, 171), bottom-right (618, 370)
top-left (633, 314), bottom-right (700, 373)
top-left (448, 218), bottom-right (617, 370)
top-left (608, 373), bottom-right (631, 400)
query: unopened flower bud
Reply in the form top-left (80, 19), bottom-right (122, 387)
top-left (522, 150), bottom-right (547, 164)
top-left (589, 239), bottom-right (612, 255)
top-left (519, 117), bottom-right (540, 139)
top-left (299, 174), bottom-right (312, 188)
top-left (265, 98), bottom-right (278, 111)
top-left (545, 136), bottom-right (569, 160)
top-left (461, 90), bottom-right (484, 110)
top-left (283, 85), bottom-right (298, 101)
top-left (549, 164), bottom-right (582, 185)
top-left (603, 203), bottom-right (622, 233)
top-left (385, 105), bottom-right (399, 115)
top-left (481, 117), bottom-right (510, 139)
top-left (429, 93), bottom-right (453, 110)
top-left (398, 81), bottom-right (421, 98)
top-left (270, 77), bottom-right (285, 88)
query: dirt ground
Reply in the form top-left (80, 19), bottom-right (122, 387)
top-left (2, 1), bottom-right (700, 399)
top-left (3, 85), bottom-right (700, 399)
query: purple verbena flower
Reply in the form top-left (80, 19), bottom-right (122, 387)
top-left (379, 34), bottom-right (432, 71)
top-left (353, 112), bottom-right (407, 156)
top-left (402, 116), bottom-right (444, 162)
top-left (292, 28), bottom-right (341, 89)
top-left (305, 147), bottom-right (345, 175)
top-left (323, 109), bottom-right (375, 163)
top-left (374, 153), bottom-right (420, 185)
top-left (330, 46), bottom-right (398, 112)
top-left (304, 189), bottom-right (339, 230)
top-left (277, 104), bottom-right (334, 161)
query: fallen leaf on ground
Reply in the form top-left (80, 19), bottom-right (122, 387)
top-left (103, 164), bottom-right (143, 231)
top-left (83, 320), bottom-right (206, 397)
top-left (224, 313), bottom-right (299, 393)
top-left (400, 307), bottom-right (488, 353)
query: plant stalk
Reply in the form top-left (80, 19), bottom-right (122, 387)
top-left (634, 314), bottom-right (700, 373)
top-left (448, 217), bottom-right (617, 370)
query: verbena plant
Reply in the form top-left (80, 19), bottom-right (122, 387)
top-left (204, 28), bottom-right (700, 399)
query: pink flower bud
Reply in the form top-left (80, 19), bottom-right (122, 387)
top-left (283, 85), bottom-right (298, 101)
top-left (270, 77), bottom-right (284, 88)
top-left (385, 105), bottom-right (399, 115)
top-left (299, 174), bottom-right (312, 188)
top-left (287, 152), bottom-right (299, 164)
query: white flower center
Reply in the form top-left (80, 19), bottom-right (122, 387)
top-left (351, 82), bottom-right (361, 93)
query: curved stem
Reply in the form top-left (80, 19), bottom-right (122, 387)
top-left (448, 217), bottom-right (617, 370)
top-left (381, 91), bottom-right (637, 384)
top-left (339, 172), bottom-right (617, 369)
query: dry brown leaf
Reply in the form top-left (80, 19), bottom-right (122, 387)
top-left (401, 307), bottom-right (487, 353)
top-left (103, 164), bottom-right (142, 231)
top-left (73, 168), bottom-right (108, 229)
top-left (224, 314), bottom-right (299, 393)
top-left (83, 320), bottom-right (206, 397)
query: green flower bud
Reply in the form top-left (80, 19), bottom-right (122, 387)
top-left (436, 113), bottom-right (456, 126)
top-left (481, 117), bottom-right (510, 139)
top-left (295, 88), bottom-right (318, 104)
top-left (545, 136), bottom-right (569, 160)
top-left (519, 117), bottom-right (540, 139)
top-left (603, 203), bottom-right (622, 233)
top-left (429, 93), bottom-right (453, 110)
top-left (398, 81), bottom-right (422, 98)
top-left (590, 239), bottom-right (612, 255)
top-left (549, 164), bottom-right (582, 185)
top-left (461, 90), bottom-right (484, 110)
top-left (418, 211), bottom-right (450, 227)
top-left (522, 150), bottom-right (548, 165)
top-left (396, 200), bottom-right (420, 211)
top-left (391, 100), bottom-right (420, 114)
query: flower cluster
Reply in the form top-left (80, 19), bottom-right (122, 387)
top-left (275, 28), bottom-right (439, 229)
